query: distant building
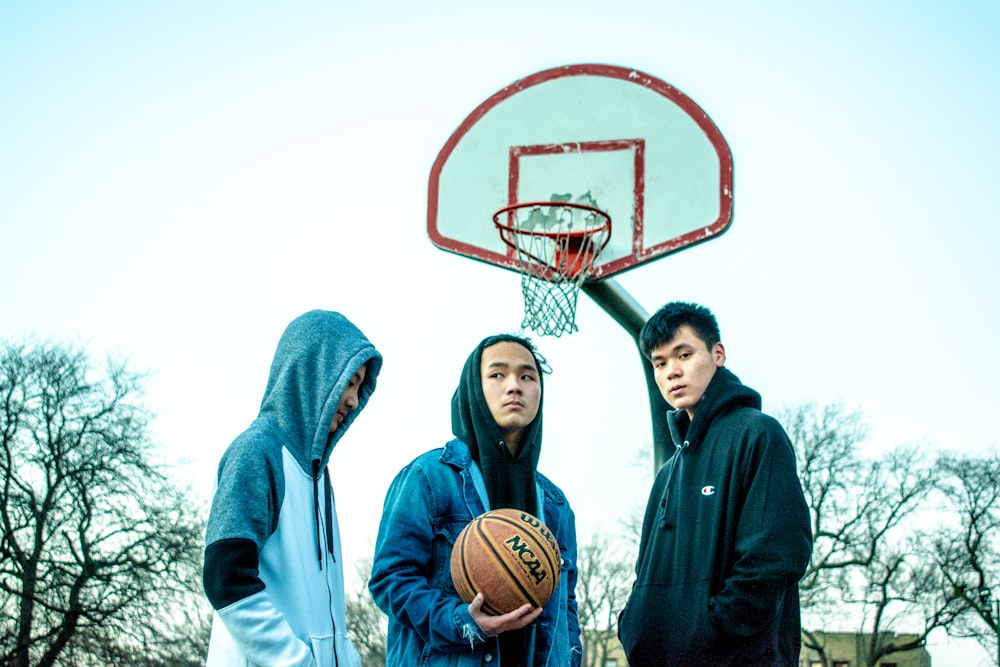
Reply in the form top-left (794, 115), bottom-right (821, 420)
top-left (580, 630), bottom-right (626, 667)
top-left (801, 631), bottom-right (932, 667)
top-left (581, 630), bottom-right (932, 667)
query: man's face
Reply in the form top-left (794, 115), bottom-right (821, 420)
top-left (650, 325), bottom-right (725, 418)
top-left (329, 364), bottom-right (367, 433)
top-left (480, 341), bottom-right (541, 451)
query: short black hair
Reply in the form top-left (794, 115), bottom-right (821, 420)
top-left (639, 302), bottom-right (721, 360)
top-left (479, 333), bottom-right (552, 376)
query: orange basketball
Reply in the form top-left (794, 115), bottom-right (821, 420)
top-left (450, 508), bottom-right (561, 615)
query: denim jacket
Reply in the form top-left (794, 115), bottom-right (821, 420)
top-left (369, 438), bottom-right (582, 667)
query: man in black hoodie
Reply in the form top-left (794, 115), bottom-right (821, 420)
top-left (369, 334), bottom-right (581, 667)
top-left (618, 302), bottom-right (812, 666)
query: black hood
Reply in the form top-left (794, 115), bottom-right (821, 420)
top-left (668, 366), bottom-right (761, 446)
top-left (451, 336), bottom-right (542, 514)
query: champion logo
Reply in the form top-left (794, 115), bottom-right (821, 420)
top-left (701, 486), bottom-right (716, 496)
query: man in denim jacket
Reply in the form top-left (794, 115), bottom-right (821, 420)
top-left (369, 334), bottom-right (581, 666)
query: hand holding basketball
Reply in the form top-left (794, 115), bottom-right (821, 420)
top-left (450, 509), bottom-right (562, 615)
top-left (469, 592), bottom-right (542, 635)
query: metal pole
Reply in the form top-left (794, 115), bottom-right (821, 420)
top-left (580, 278), bottom-right (647, 335)
top-left (581, 278), bottom-right (672, 471)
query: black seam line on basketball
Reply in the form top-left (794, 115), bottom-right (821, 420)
top-left (483, 600), bottom-right (503, 615)
top-left (466, 519), bottom-right (505, 615)
top-left (458, 519), bottom-right (502, 608)
top-left (489, 514), bottom-right (559, 557)
top-left (485, 514), bottom-right (560, 580)
top-left (474, 522), bottom-right (539, 606)
top-left (487, 515), bottom-right (560, 576)
top-left (474, 521), bottom-right (543, 608)
top-left (453, 527), bottom-right (471, 598)
top-left (456, 527), bottom-right (476, 600)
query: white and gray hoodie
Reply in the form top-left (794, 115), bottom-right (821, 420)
top-left (203, 310), bottom-right (381, 667)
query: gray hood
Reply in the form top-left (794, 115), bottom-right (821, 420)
top-left (259, 310), bottom-right (382, 474)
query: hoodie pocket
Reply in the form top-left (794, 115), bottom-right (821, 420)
top-left (308, 636), bottom-right (332, 666)
top-left (334, 634), bottom-right (362, 667)
top-left (619, 579), bottom-right (721, 665)
top-left (308, 634), bottom-right (363, 667)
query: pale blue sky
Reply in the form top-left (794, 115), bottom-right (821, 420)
top-left (2, 2), bottom-right (998, 663)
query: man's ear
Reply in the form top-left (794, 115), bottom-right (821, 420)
top-left (713, 342), bottom-right (726, 367)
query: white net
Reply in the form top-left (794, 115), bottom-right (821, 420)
top-left (494, 202), bottom-right (611, 337)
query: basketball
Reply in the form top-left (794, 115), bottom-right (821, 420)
top-left (450, 508), bottom-right (561, 615)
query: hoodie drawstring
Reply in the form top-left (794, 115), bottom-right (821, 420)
top-left (658, 441), bottom-right (689, 528)
top-left (312, 459), bottom-right (323, 565)
top-left (311, 459), bottom-right (337, 569)
top-left (323, 467), bottom-right (336, 559)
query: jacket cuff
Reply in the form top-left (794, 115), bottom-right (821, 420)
top-left (454, 603), bottom-right (490, 649)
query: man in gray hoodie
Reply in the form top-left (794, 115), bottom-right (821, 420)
top-left (202, 310), bottom-right (382, 666)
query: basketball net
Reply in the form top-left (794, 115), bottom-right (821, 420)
top-left (493, 201), bottom-right (611, 337)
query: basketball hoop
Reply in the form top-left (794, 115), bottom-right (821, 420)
top-left (493, 201), bottom-right (611, 337)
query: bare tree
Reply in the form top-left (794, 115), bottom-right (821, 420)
top-left (346, 555), bottom-right (387, 667)
top-left (922, 452), bottom-right (1000, 662)
top-left (576, 531), bottom-right (635, 667)
top-left (783, 402), bottom-right (965, 666)
top-left (784, 402), bottom-right (870, 614)
top-left (0, 340), bottom-right (209, 666)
